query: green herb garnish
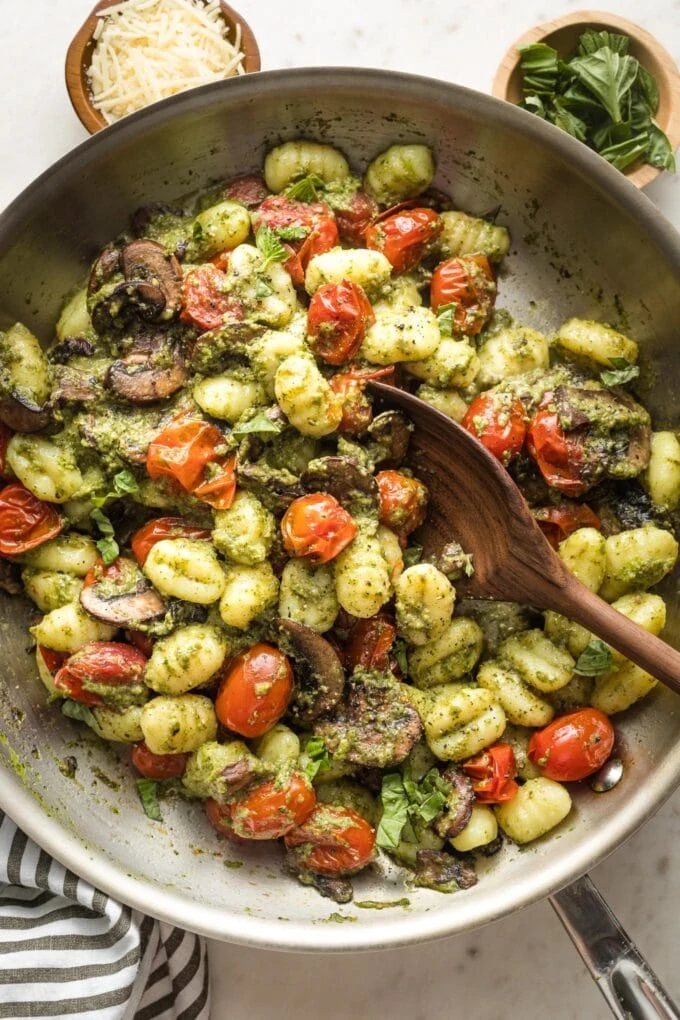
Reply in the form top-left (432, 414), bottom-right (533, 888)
top-left (231, 412), bottom-right (286, 440)
top-left (275, 225), bottom-right (310, 242)
top-left (393, 638), bottom-right (409, 676)
top-left (402, 545), bottom-right (424, 568)
top-left (600, 356), bottom-right (640, 387)
top-left (376, 768), bottom-right (450, 849)
top-left (284, 173), bottom-right (326, 202)
top-left (136, 778), bottom-right (163, 821)
top-left (573, 638), bottom-right (614, 676)
top-left (436, 303), bottom-right (456, 337)
top-left (518, 30), bottom-right (676, 174)
top-left (302, 736), bottom-right (333, 781)
top-left (255, 225), bottom-right (290, 271)
top-left (91, 508), bottom-right (119, 566)
top-left (376, 774), bottom-right (411, 849)
top-left (61, 700), bottom-right (96, 728)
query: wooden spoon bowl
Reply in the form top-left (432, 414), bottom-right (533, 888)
top-left (371, 382), bottom-right (680, 694)
top-left (65, 0), bottom-right (261, 134)
top-left (491, 10), bottom-right (680, 189)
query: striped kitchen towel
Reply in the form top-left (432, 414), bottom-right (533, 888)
top-left (0, 812), bottom-right (210, 1020)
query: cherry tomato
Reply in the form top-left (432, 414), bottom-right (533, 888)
top-left (192, 455), bottom-right (237, 511)
top-left (461, 392), bottom-right (527, 466)
top-left (53, 641), bottom-right (147, 707)
top-left (126, 630), bottom-right (156, 657)
top-left (527, 399), bottom-right (586, 496)
top-left (215, 642), bottom-right (294, 738)
top-left (528, 708), bottom-right (616, 782)
top-left (146, 415), bottom-right (235, 510)
top-left (131, 741), bottom-right (189, 780)
top-left (284, 804), bottom-right (376, 875)
top-left (281, 493), bottom-right (357, 565)
top-left (223, 174), bottom-right (269, 208)
top-left (307, 280), bottom-right (375, 365)
top-left (364, 207), bottom-right (442, 273)
top-left (334, 190), bottom-right (378, 247)
top-left (375, 470), bottom-right (428, 536)
top-left (131, 517), bottom-right (212, 565)
top-left (345, 614), bottom-right (396, 671)
top-left (229, 772), bottom-right (317, 839)
top-left (462, 744), bottom-right (518, 804)
top-left (533, 503), bottom-right (602, 550)
top-left (181, 264), bottom-right (244, 332)
top-left (0, 423), bottom-right (14, 478)
top-left (430, 255), bottom-right (496, 335)
top-left (329, 365), bottom-right (396, 434)
top-left (205, 798), bottom-right (249, 844)
top-left (253, 195), bottom-right (338, 260)
top-left (37, 645), bottom-right (68, 676)
top-left (0, 483), bottom-right (63, 557)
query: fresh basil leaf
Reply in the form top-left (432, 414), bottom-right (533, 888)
top-left (284, 173), bottom-right (326, 203)
top-left (136, 778), bottom-right (163, 821)
top-left (436, 303), bottom-right (456, 337)
top-left (552, 99), bottom-right (588, 141)
top-left (255, 225), bottom-right (289, 271)
top-left (302, 737), bottom-right (332, 781)
top-left (609, 357), bottom-right (632, 369)
top-left (231, 412), bottom-right (285, 439)
top-left (573, 638), bottom-right (614, 676)
top-left (410, 769), bottom-right (448, 823)
top-left (646, 122), bottom-right (676, 172)
top-left (91, 508), bottom-right (119, 565)
top-left (560, 83), bottom-right (606, 117)
top-left (598, 134), bottom-right (649, 171)
top-left (275, 225), bottom-right (309, 241)
top-left (393, 638), bottom-right (409, 676)
top-left (578, 30), bottom-right (629, 56)
top-left (522, 95), bottom-right (547, 118)
top-left (402, 545), bottom-right (423, 568)
top-left (113, 469), bottom-right (139, 496)
top-left (570, 50), bottom-right (639, 125)
top-left (61, 700), bottom-right (96, 727)
top-left (519, 42), bottom-right (559, 76)
top-left (600, 361), bottom-right (640, 387)
top-left (636, 64), bottom-right (660, 114)
top-left (376, 773), bottom-right (409, 849)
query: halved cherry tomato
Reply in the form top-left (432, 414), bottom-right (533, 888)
top-left (215, 642), bottom-right (294, 738)
top-left (461, 392), bottom-right (527, 466)
top-left (307, 280), bottom-right (375, 365)
top-left (146, 414), bottom-right (235, 510)
top-left (284, 804), bottom-right (376, 875)
top-left (334, 190), bottom-right (378, 247)
top-left (181, 264), bottom-right (244, 331)
top-left (527, 399), bottom-right (586, 496)
top-left (430, 255), bottom-right (496, 335)
top-left (54, 641), bottom-right (148, 707)
top-left (364, 208), bottom-right (442, 273)
top-left (0, 483), bottom-right (63, 557)
top-left (223, 174), bottom-right (269, 208)
top-left (192, 455), bottom-right (237, 511)
top-left (0, 423), bottom-right (14, 478)
top-left (281, 493), bottom-right (357, 565)
top-left (37, 645), bottom-right (68, 676)
top-left (229, 771), bottom-right (317, 839)
top-left (205, 798), bottom-right (249, 844)
top-left (345, 614), bottom-right (396, 671)
top-left (329, 364), bottom-right (395, 434)
top-left (252, 196), bottom-right (338, 266)
top-left (131, 741), bottom-right (189, 780)
top-left (528, 708), bottom-right (615, 782)
top-left (131, 517), bottom-right (212, 566)
top-left (533, 503), bottom-right (602, 550)
top-left (375, 470), bottom-right (428, 536)
top-left (462, 744), bottom-right (518, 804)
top-left (126, 630), bottom-right (156, 658)
top-left (83, 554), bottom-right (138, 591)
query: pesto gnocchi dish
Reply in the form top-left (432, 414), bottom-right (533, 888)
top-left (1, 137), bottom-right (678, 903)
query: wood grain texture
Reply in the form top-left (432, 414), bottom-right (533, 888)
top-left (491, 9), bottom-right (680, 190)
top-left (371, 382), bottom-right (680, 695)
top-left (64, 0), bottom-right (261, 134)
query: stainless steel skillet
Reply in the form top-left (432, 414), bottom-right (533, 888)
top-left (1, 67), bottom-right (680, 1014)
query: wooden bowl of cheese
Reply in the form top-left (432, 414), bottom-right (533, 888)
top-left (65, 0), bottom-right (261, 133)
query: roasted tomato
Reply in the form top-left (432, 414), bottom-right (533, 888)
top-left (223, 174), bottom-right (269, 208)
top-left (528, 709), bottom-right (616, 782)
top-left (131, 741), bottom-right (189, 780)
top-left (462, 744), bottom-right (518, 804)
top-left (146, 414), bottom-right (236, 510)
top-left (252, 195), bottom-right (338, 273)
top-left (180, 264), bottom-right (244, 331)
top-left (430, 255), bottom-right (496, 335)
top-left (53, 642), bottom-right (148, 708)
top-left (126, 630), bottom-right (156, 658)
top-left (131, 516), bottom-right (212, 565)
top-left (375, 470), bottom-right (428, 536)
top-left (215, 643), bottom-right (294, 738)
top-left (192, 456), bottom-right (237, 511)
top-left (364, 207), bottom-right (442, 273)
top-left (205, 798), bottom-right (249, 844)
top-left (0, 483), bottom-right (63, 557)
top-left (284, 804), bottom-right (376, 875)
top-left (527, 398), bottom-right (586, 496)
top-left (345, 614), bottom-right (397, 671)
top-left (334, 190), bottom-right (378, 247)
top-left (461, 392), bottom-right (527, 466)
top-left (533, 503), bottom-right (602, 549)
top-left (281, 493), bottom-right (357, 565)
top-left (329, 365), bottom-right (396, 434)
top-left (0, 423), bottom-right (13, 478)
top-left (307, 280), bottom-right (375, 365)
top-left (229, 772), bottom-right (317, 839)
top-left (37, 645), bottom-right (68, 676)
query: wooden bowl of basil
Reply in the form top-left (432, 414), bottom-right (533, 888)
top-left (492, 9), bottom-right (680, 189)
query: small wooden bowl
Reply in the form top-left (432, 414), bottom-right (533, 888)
top-left (492, 10), bottom-right (680, 188)
top-left (65, 0), bottom-right (261, 133)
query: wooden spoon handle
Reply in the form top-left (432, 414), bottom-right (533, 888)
top-left (549, 575), bottom-right (680, 695)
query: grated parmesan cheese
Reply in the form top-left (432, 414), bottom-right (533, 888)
top-left (87, 0), bottom-right (246, 124)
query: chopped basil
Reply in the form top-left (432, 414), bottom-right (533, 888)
top-left (402, 544), bottom-right (424, 568)
top-left (91, 508), bottom-right (119, 566)
top-left (136, 778), bottom-right (163, 821)
top-left (436, 303), bottom-right (456, 337)
top-left (376, 767), bottom-right (450, 849)
top-left (600, 357), bottom-right (640, 387)
top-left (302, 736), bottom-right (332, 781)
top-left (376, 774), bottom-right (410, 849)
top-left (393, 638), bottom-right (409, 676)
top-left (573, 638), bottom-right (614, 676)
top-left (275, 225), bottom-right (309, 241)
top-left (61, 700), bottom-right (96, 728)
top-left (255, 225), bottom-right (289, 271)
top-left (284, 173), bottom-right (326, 203)
top-left (231, 412), bottom-right (285, 440)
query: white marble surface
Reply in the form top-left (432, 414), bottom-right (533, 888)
top-left (2, 0), bottom-right (680, 1016)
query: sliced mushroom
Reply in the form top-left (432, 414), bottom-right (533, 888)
top-left (88, 245), bottom-right (121, 294)
top-left (77, 403), bottom-right (172, 466)
top-left (51, 365), bottom-right (100, 403)
top-left (80, 556), bottom-right (166, 626)
top-left (285, 857), bottom-right (354, 904)
top-left (300, 456), bottom-right (379, 510)
top-left (48, 338), bottom-right (95, 364)
top-left (432, 768), bottom-right (475, 839)
top-left (413, 849), bottom-right (478, 892)
top-left (0, 395), bottom-right (50, 433)
top-left (121, 240), bottom-right (183, 320)
top-left (106, 333), bottom-right (187, 403)
top-left (554, 385), bottom-right (650, 433)
top-left (315, 670), bottom-right (422, 769)
top-left (237, 463), bottom-right (305, 513)
top-left (130, 202), bottom-right (184, 238)
top-left (89, 240), bottom-right (183, 333)
top-left (366, 410), bottom-right (411, 468)
top-left (90, 280), bottom-right (168, 334)
top-left (277, 618), bottom-right (346, 726)
top-left (190, 320), bottom-right (264, 373)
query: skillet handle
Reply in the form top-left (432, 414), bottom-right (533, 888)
top-left (549, 874), bottom-right (680, 1020)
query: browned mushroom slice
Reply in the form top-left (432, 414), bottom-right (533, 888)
top-left (190, 320), bottom-right (265, 373)
top-left (88, 245), bottom-right (122, 294)
top-left (130, 202), bottom-right (184, 238)
top-left (366, 410), bottom-right (411, 468)
top-left (413, 849), bottom-right (478, 892)
top-left (300, 457), bottom-right (379, 509)
top-left (277, 618), bottom-right (346, 726)
top-left (315, 669), bottom-right (422, 769)
top-left (106, 335), bottom-right (187, 403)
top-left (237, 463), bottom-right (305, 513)
top-left (48, 338), bottom-right (95, 364)
top-left (90, 280), bottom-right (167, 334)
top-left (77, 404), bottom-right (171, 465)
top-left (121, 240), bottom-right (183, 320)
top-left (0, 394), bottom-right (51, 433)
top-left (432, 768), bottom-right (474, 839)
top-left (80, 559), bottom-right (166, 626)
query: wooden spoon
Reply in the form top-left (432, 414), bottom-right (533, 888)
top-left (371, 382), bottom-right (680, 694)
